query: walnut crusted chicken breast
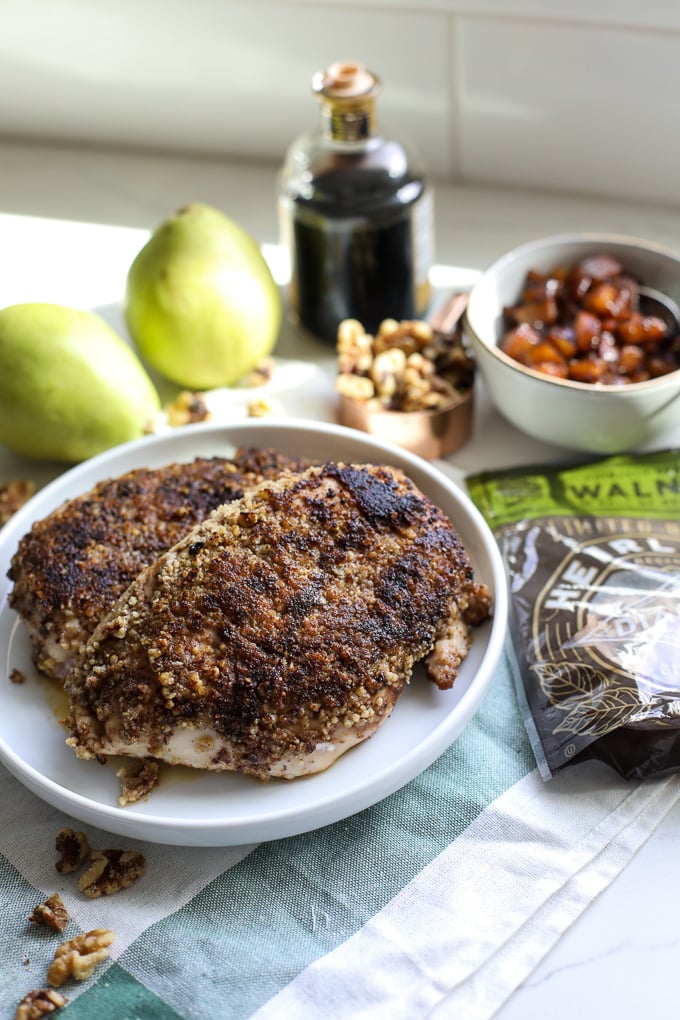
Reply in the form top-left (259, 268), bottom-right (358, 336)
top-left (8, 447), bottom-right (309, 683)
top-left (65, 462), bottom-right (491, 782)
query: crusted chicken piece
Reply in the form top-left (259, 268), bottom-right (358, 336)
top-left (66, 463), bottom-right (490, 782)
top-left (8, 448), bottom-right (310, 683)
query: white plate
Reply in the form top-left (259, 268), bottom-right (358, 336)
top-left (0, 419), bottom-right (507, 846)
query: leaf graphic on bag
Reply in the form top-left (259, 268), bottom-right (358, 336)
top-left (533, 661), bottom-right (604, 703)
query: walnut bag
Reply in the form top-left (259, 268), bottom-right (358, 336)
top-left (468, 449), bottom-right (680, 780)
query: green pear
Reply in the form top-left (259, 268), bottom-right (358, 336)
top-left (124, 203), bottom-right (282, 389)
top-left (0, 303), bottom-right (161, 463)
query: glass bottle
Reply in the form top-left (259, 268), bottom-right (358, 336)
top-left (278, 60), bottom-right (434, 345)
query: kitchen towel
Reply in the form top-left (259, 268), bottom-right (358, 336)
top-left (3, 650), bottom-right (679, 1020)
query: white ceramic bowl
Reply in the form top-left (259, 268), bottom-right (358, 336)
top-left (464, 232), bottom-right (680, 453)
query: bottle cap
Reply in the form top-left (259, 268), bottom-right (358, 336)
top-left (312, 61), bottom-right (381, 142)
top-left (314, 61), bottom-right (380, 100)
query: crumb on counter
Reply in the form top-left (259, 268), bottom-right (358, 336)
top-left (29, 893), bottom-right (69, 933)
top-left (165, 390), bottom-right (212, 426)
top-left (77, 849), bottom-right (146, 899)
top-left (47, 929), bottom-right (115, 987)
top-left (240, 357), bottom-right (275, 388)
top-left (15, 987), bottom-right (68, 1019)
top-left (55, 829), bottom-right (91, 875)
top-left (247, 396), bottom-right (283, 418)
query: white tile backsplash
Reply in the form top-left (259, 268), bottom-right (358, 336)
top-left (299, 0), bottom-right (680, 33)
top-left (458, 17), bottom-right (680, 207)
top-left (1, 0), bottom-right (679, 209)
top-left (0, 0), bottom-right (452, 172)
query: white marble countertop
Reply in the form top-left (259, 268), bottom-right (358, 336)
top-left (2, 138), bottom-right (680, 1017)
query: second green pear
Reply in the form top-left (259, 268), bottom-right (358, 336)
top-left (0, 303), bottom-right (160, 463)
top-left (125, 203), bottom-right (282, 390)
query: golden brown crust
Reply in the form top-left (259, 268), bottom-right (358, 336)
top-left (8, 448), bottom-right (310, 681)
top-left (67, 463), bottom-right (486, 780)
top-left (0, 480), bottom-right (34, 526)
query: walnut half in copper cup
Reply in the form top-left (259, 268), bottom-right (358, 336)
top-left (335, 296), bottom-right (475, 459)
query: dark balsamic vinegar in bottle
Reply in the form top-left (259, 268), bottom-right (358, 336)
top-left (278, 61), bottom-right (434, 345)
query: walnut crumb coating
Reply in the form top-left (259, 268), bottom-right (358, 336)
top-left (8, 448), bottom-right (311, 683)
top-left (65, 462), bottom-right (490, 783)
top-left (0, 480), bottom-right (34, 526)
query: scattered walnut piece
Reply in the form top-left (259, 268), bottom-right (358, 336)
top-left (29, 893), bottom-right (68, 933)
top-left (165, 390), bottom-right (212, 426)
top-left (0, 480), bottom-right (34, 526)
top-left (10, 667), bottom-right (26, 684)
top-left (55, 829), bottom-right (91, 875)
top-left (15, 987), bottom-right (68, 1019)
top-left (47, 929), bottom-right (114, 987)
top-left (77, 849), bottom-right (146, 899)
top-left (116, 758), bottom-right (160, 806)
top-left (241, 357), bottom-right (274, 387)
top-left (247, 396), bottom-right (283, 418)
top-left (336, 315), bottom-right (475, 413)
